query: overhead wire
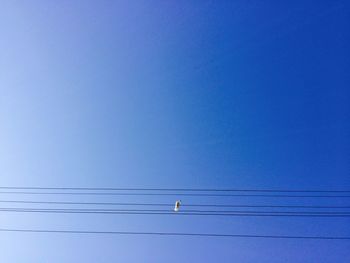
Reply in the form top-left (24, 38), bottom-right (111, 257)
top-left (1, 207), bottom-right (350, 214)
top-left (0, 191), bottom-right (349, 198)
top-left (1, 187), bottom-right (348, 242)
top-left (0, 228), bottom-right (349, 240)
top-left (1, 200), bottom-right (349, 209)
top-left (0, 186), bottom-right (349, 193)
top-left (1, 207), bottom-right (350, 217)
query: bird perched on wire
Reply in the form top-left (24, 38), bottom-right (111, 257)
top-left (174, 200), bottom-right (181, 212)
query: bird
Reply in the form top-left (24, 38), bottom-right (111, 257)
top-left (174, 200), bottom-right (181, 212)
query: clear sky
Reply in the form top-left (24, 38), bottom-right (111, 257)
top-left (0, 0), bottom-right (349, 262)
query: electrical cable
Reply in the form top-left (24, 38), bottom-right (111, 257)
top-left (0, 186), bottom-right (349, 193)
top-left (0, 200), bottom-right (349, 209)
top-left (0, 228), bottom-right (349, 240)
top-left (1, 208), bottom-right (350, 217)
top-left (0, 191), bottom-right (349, 198)
top-left (1, 207), bottom-right (350, 214)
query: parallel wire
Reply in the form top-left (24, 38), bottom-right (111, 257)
top-left (0, 191), bottom-right (349, 198)
top-left (1, 207), bottom-right (350, 214)
top-left (1, 200), bottom-right (349, 209)
top-left (0, 228), bottom-right (349, 240)
top-left (0, 186), bottom-right (349, 193)
top-left (2, 208), bottom-right (350, 217)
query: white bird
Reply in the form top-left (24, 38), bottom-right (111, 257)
top-left (174, 200), bottom-right (181, 212)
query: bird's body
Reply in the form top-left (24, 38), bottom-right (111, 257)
top-left (174, 200), bottom-right (181, 212)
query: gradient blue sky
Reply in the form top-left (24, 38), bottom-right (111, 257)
top-left (0, 1), bottom-right (349, 262)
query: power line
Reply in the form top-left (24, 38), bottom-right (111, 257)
top-left (0, 186), bottom-right (349, 193)
top-left (1, 207), bottom-right (349, 214)
top-left (0, 207), bottom-right (350, 215)
top-left (0, 228), bottom-right (349, 240)
top-left (2, 208), bottom-right (350, 217)
top-left (0, 200), bottom-right (172, 206)
top-left (1, 200), bottom-right (349, 209)
top-left (0, 191), bottom-right (349, 198)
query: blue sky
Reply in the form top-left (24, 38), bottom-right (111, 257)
top-left (0, 1), bottom-right (349, 262)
